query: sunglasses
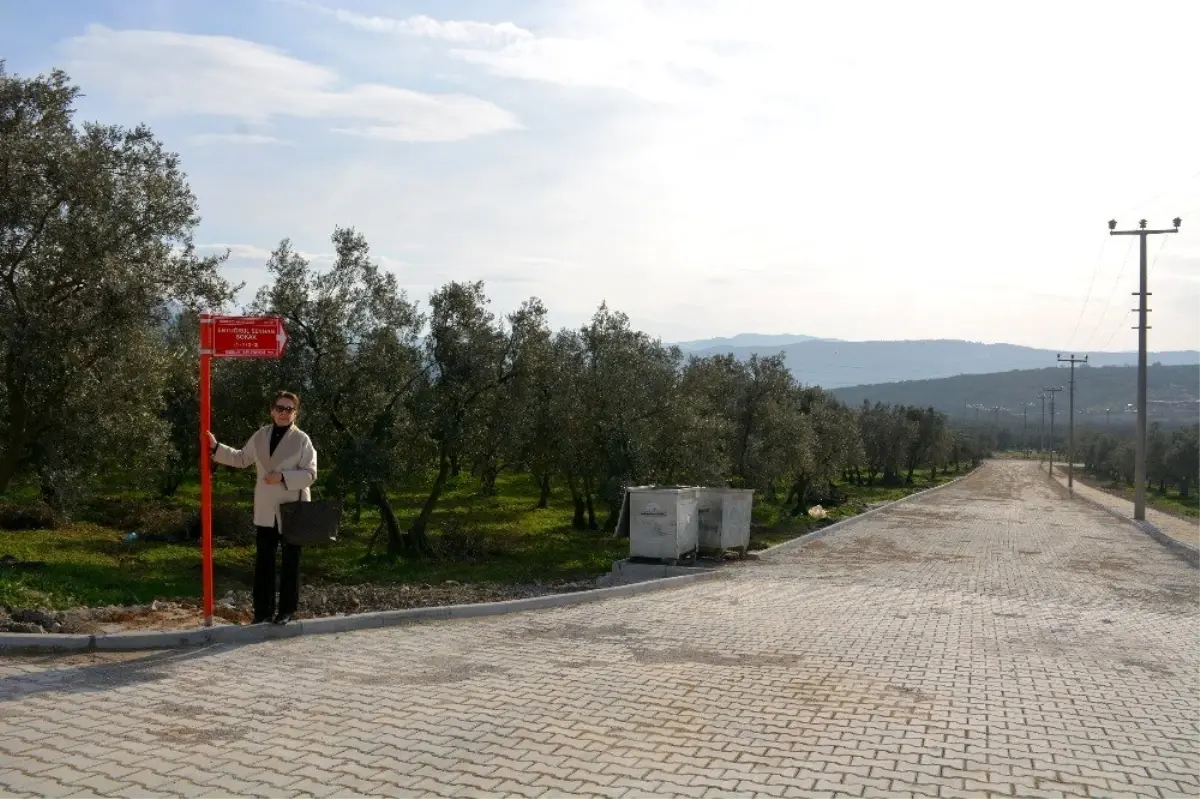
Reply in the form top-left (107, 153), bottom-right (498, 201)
top-left (272, 404), bottom-right (297, 413)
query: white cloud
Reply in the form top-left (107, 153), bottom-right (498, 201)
top-left (197, 244), bottom-right (275, 262)
top-left (340, 11), bottom-right (532, 46)
top-left (198, 243), bottom-right (423, 273)
top-left (62, 25), bottom-right (522, 142)
top-left (178, 2), bottom-right (1200, 350)
top-left (197, 243), bottom-right (337, 266)
top-left (283, 0), bottom-right (533, 45)
top-left (189, 133), bottom-right (288, 146)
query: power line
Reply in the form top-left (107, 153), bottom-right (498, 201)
top-left (1066, 238), bottom-right (1109, 350)
top-left (1098, 311), bottom-right (1133, 351)
top-left (1096, 235), bottom-right (1170, 351)
top-left (1083, 237), bottom-right (1136, 350)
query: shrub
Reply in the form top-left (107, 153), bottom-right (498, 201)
top-left (434, 520), bottom-right (488, 563)
top-left (93, 501), bottom-right (254, 546)
top-left (0, 503), bottom-right (57, 531)
top-left (180, 504), bottom-right (256, 546)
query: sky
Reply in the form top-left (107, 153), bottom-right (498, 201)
top-left (2, 0), bottom-right (1199, 351)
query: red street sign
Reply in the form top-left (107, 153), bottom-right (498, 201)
top-left (211, 316), bottom-right (288, 359)
top-left (197, 313), bottom-right (289, 626)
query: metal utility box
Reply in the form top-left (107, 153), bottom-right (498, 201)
top-left (626, 486), bottom-right (698, 562)
top-left (696, 488), bottom-right (755, 555)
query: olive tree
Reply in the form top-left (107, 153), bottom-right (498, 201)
top-left (0, 65), bottom-right (234, 501)
top-left (247, 229), bottom-right (426, 557)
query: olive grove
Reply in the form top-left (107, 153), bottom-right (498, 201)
top-left (1, 66), bottom-right (992, 548)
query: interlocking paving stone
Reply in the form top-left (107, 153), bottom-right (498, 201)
top-left (1, 460), bottom-right (1196, 798)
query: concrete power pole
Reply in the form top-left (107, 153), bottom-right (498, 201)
top-left (1023, 404), bottom-right (1029, 455)
top-left (1057, 354), bottom-right (1088, 491)
top-left (1044, 386), bottom-right (1064, 476)
top-left (1038, 392), bottom-right (1047, 459)
top-left (1109, 217), bottom-right (1181, 520)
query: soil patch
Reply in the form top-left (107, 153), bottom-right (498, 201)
top-left (0, 578), bottom-right (598, 636)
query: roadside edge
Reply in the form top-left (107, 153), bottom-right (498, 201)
top-left (756, 464), bottom-right (984, 558)
top-left (1046, 467), bottom-right (1199, 568)
top-left (0, 569), bottom-right (725, 654)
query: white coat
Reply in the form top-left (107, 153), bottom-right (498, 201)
top-left (213, 424), bottom-right (318, 530)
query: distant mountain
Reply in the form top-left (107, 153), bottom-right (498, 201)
top-left (678, 337), bottom-right (1199, 389)
top-left (831, 364), bottom-right (1199, 427)
top-left (674, 333), bottom-right (837, 351)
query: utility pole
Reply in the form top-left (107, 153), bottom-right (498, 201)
top-left (1023, 404), bottom-right (1029, 455)
top-left (1038, 392), bottom-right (1047, 459)
top-left (1044, 386), bottom-right (1063, 476)
top-left (1110, 217), bottom-right (1181, 520)
top-left (1057, 354), bottom-right (1088, 490)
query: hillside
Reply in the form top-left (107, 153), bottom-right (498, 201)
top-left (831, 364), bottom-right (1200, 427)
top-left (675, 333), bottom-right (835, 350)
top-left (678, 337), bottom-right (1199, 389)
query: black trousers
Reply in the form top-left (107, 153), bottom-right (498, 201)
top-left (254, 525), bottom-right (301, 619)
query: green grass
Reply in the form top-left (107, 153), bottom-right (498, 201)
top-left (0, 466), bottom-right (969, 610)
top-left (1052, 465), bottom-right (1199, 519)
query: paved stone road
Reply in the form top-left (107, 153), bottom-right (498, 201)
top-left (2, 461), bottom-right (1197, 798)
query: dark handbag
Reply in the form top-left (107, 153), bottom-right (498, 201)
top-left (279, 489), bottom-right (340, 547)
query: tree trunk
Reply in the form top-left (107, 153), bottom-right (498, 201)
top-left (0, 355), bottom-right (30, 496)
top-left (37, 466), bottom-right (59, 510)
top-left (449, 452), bottom-right (461, 478)
top-left (566, 472), bottom-right (587, 529)
top-left (407, 450), bottom-right (450, 556)
top-left (929, 463), bottom-right (937, 482)
top-left (536, 473), bottom-right (551, 509)
top-left (367, 480), bottom-right (406, 559)
top-left (584, 482), bottom-right (598, 531)
top-left (160, 463), bottom-right (184, 497)
top-left (572, 492), bottom-right (587, 529)
top-left (1180, 479), bottom-right (1191, 499)
top-left (353, 481), bottom-right (364, 523)
top-left (0, 455), bottom-right (20, 496)
top-left (789, 477), bottom-right (810, 516)
top-left (479, 462), bottom-right (500, 495)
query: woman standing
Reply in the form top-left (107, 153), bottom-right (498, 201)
top-left (207, 391), bottom-right (317, 625)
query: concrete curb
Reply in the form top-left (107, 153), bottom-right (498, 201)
top-left (1047, 469), bottom-right (1199, 568)
top-left (756, 465), bottom-right (985, 558)
top-left (0, 570), bottom-right (725, 655)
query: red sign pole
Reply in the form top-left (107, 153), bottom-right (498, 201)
top-left (199, 314), bottom-right (215, 627)
top-left (197, 314), bottom-right (286, 628)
